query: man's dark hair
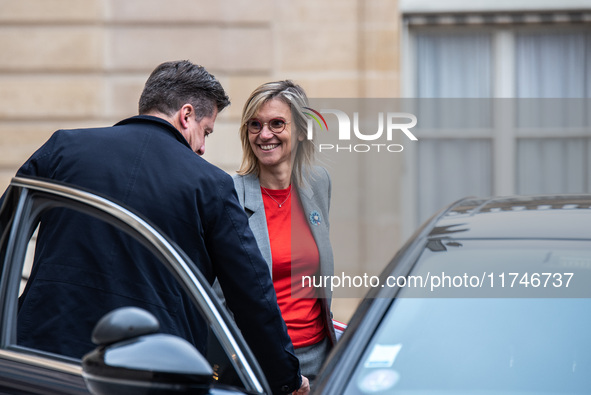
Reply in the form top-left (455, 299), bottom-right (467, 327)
top-left (138, 60), bottom-right (230, 119)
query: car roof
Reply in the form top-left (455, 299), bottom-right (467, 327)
top-left (428, 195), bottom-right (591, 240)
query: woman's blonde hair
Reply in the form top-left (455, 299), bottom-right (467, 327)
top-left (237, 80), bottom-right (314, 185)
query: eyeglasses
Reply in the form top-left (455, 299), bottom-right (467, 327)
top-left (245, 118), bottom-right (290, 134)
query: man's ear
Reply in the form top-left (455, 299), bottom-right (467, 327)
top-left (178, 104), bottom-right (194, 129)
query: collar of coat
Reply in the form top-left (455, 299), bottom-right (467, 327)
top-left (115, 115), bottom-right (192, 150)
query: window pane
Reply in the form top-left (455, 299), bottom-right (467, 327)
top-left (516, 138), bottom-right (591, 194)
top-left (414, 30), bottom-right (494, 222)
top-left (516, 30), bottom-right (591, 98)
top-left (416, 31), bottom-right (492, 98)
top-left (515, 99), bottom-right (591, 129)
top-left (417, 139), bottom-right (492, 222)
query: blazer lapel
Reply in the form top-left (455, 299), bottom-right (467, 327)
top-left (299, 180), bottom-right (332, 280)
top-left (242, 174), bottom-right (274, 274)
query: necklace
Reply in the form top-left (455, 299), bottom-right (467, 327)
top-left (261, 185), bottom-right (292, 208)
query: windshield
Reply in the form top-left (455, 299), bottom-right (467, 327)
top-left (344, 239), bottom-right (591, 394)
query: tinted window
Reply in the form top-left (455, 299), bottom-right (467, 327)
top-left (344, 239), bottom-right (591, 394)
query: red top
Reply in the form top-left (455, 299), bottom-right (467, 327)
top-left (261, 185), bottom-right (325, 348)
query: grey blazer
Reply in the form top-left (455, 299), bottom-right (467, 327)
top-left (231, 166), bottom-right (337, 345)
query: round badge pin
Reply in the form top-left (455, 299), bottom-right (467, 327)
top-left (309, 210), bottom-right (321, 226)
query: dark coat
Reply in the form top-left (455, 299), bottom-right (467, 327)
top-left (14, 115), bottom-right (300, 393)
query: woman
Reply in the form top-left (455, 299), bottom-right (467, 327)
top-left (233, 80), bottom-right (337, 380)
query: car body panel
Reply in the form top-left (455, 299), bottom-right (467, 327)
top-left (0, 350), bottom-right (86, 394)
top-left (432, 195), bottom-right (591, 239)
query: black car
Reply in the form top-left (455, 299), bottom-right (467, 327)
top-left (314, 195), bottom-right (591, 394)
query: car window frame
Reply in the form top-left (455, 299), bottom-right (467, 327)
top-left (0, 176), bottom-right (270, 394)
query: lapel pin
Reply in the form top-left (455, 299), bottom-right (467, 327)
top-left (309, 210), bottom-right (321, 226)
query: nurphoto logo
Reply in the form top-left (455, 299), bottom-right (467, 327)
top-left (304, 107), bottom-right (418, 153)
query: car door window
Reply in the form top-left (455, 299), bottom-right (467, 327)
top-left (0, 178), bottom-right (264, 394)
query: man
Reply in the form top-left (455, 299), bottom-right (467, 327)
top-left (11, 60), bottom-right (308, 394)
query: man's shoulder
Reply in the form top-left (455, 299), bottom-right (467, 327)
top-left (51, 126), bottom-right (111, 138)
top-left (37, 126), bottom-right (118, 155)
top-left (190, 160), bottom-right (234, 190)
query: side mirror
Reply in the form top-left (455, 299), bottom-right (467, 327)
top-left (82, 307), bottom-right (213, 395)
